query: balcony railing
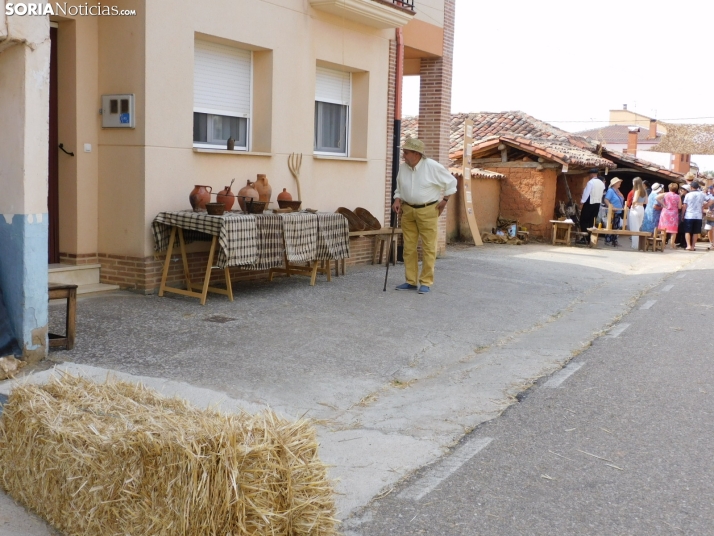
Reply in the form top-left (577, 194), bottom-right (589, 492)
top-left (390, 0), bottom-right (415, 11)
top-left (310, 0), bottom-right (416, 28)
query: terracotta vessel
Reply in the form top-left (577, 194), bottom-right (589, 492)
top-left (189, 185), bottom-right (212, 212)
top-left (254, 174), bottom-right (272, 203)
top-left (217, 179), bottom-right (236, 210)
top-left (237, 180), bottom-right (259, 211)
top-left (277, 188), bottom-right (292, 202)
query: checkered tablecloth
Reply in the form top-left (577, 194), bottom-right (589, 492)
top-left (316, 212), bottom-right (350, 260)
top-left (152, 210), bottom-right (350, 270)
top-left (152, 211), bottom-right (258, 268)
top-left (280, 212), bottom-right (318, 263)
top-left (247, 214), bottom-right (285, 270)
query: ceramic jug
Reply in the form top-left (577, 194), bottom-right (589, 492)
top-left (277, 188), bottom-right (292, 202)
top-left (254, 174), bottom-right (272, 203)
top-left (217, 179), bottom-right (236, 211)
top-left (237, 180), bottom-right (259, 211)
top-left (189, 185), bottom-right (212, 212)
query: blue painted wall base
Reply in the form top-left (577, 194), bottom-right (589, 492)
top-left (0, 214), bottom-right (48, 362)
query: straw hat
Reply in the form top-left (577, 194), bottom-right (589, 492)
top-left (401, 138), bottom-right (426, 155)
top-left (651, 183), bottom-right (663, 192)
top-left (609, 177), bottom-right (623, 188)
top-left (684, 172), bottom-right (696, 182)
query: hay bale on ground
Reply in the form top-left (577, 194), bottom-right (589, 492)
top-left (0, 374), bottom-right (337, 536)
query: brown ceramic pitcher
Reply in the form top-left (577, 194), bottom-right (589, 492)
top-left (237, 180), bottom-right (259, 211)
top-left (254, 174), bottom-right (272, 203)
top-left (217, 179), bottom-right (236, 211)
top-left (189, 185), bottom-right (212, 212)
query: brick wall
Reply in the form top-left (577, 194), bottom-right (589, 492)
top-left (417, 0), bottom-right (455, 256)
top-left (98, 235), bottom-right (389, 293)
top-left (385, 39), bottom-right (397, 226)
top-left (59, 252), bottom-right (99, 265)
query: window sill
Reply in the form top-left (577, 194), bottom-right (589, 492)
top-left (193, 148), bottom-right (272, 156)
top-left (313, 155), bottom-right (367, 162)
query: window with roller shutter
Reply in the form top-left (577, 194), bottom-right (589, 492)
top-left (193, 39), bottom-right (251, 150)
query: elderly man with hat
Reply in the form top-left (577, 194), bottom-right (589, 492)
top-left (391, 138), bottom-right (457, 294)
top-left (579, 168), bottom-right (606, 243)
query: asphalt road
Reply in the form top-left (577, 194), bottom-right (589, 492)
top-left (345, 253), bottom-right (714, 535)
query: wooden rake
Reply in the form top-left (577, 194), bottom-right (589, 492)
top-left (288, 153), bottom-right (303, 203)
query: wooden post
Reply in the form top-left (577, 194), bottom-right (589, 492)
top-left (461, 118), bottom-right (483, 246)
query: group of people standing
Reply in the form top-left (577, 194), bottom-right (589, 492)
top-left (579, 170), bottom-right (714, 250)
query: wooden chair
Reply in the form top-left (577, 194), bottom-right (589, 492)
top-left (644, 228), bottom-right (665, 252)
top-left (48, 283), bottom-right (77, 350)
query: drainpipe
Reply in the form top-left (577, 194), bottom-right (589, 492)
top-left (391, 27), bottom-right (404, 227)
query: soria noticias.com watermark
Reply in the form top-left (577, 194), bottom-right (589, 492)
top-left (5, 3), bottom-right (136, 16)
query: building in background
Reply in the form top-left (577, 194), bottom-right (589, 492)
top-left (0, 0), bottom-right (455, 361)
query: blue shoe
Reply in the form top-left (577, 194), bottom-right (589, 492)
top-left (418, 285), bottom-right (430, 294)
top-left (395, 283), bottom-right (418, 291)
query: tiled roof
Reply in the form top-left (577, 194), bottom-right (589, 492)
top-left (449, 111), bottom-right (596, 154)
top-left (449, 167), bottom-right (505, 180)
top-left (576, 125), bottom-right (662, 145)
top-left (650, 123), bottom-right (714, 155)
top-left (403, 111), bottom-right (609, 169)
top-left (601, 149), bottom-right (685, 183)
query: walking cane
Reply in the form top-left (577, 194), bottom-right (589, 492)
top-left (383, 213), bottom-right (398, 292)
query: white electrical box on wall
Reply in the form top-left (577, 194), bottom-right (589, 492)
top-left (101, 94), bottom-right (135, 128)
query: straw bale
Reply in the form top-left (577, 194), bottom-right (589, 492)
top-left (0, 374), bottom-right (337, 536)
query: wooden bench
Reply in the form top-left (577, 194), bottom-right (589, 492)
top-left (48, 283), bottom-right (77, 350)
top-left (334, 228), bottom-right (403, 276)
top-left (586, 205), bottom-right (654, 250)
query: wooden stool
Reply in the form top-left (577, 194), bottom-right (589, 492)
top-left (550, 220), bottom-right (573, 246)
top-left (644, 228), bottom-right (665, 252)
top-left (48, 283), bottom-right (77, 350)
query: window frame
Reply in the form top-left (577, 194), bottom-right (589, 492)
top-left (314, 68), bottom-right (351, 157)
top-left (193, 40), bottom-right (253, 152)
top-left (314, 101), bottom-right (350, 156)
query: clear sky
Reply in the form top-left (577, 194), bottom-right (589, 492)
top-left (402, 0), bottom-right (714, 170)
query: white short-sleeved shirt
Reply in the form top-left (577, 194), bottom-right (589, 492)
top-left (683, 191), bottom-right (706, 219)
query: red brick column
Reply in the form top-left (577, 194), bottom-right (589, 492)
top-left (418, 0), bottom-right (455, 254)
top-left (385, 39), bottom-right (397, 225)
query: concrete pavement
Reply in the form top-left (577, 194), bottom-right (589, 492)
top-left (346, 246), bottom-right (714, 535)
top-left (0, 243), bottom-right (706, 534)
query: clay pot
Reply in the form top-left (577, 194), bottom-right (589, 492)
top-left (189, 185), bottom-right (212, 212)
top-left (254, 174), bottom-right (272, 203)
top-left (277, 188), bottom-right (292, 202)
top-left (237, 180), bottom-right (259, 211)
top-left (227, 137), bottom-right (235, 151)
top-left (217, 179), bottom-right (236, 210)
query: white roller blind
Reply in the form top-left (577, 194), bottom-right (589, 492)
top-left (315, 66), bottom-right (351, 106)
top-left (194, 40), bottom-right (251, 117)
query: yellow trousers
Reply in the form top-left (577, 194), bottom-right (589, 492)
top-left (401, 203), bottom-right (438, 287)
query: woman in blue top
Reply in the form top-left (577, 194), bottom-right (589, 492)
top-left (640, 183), bottom-right (664, 233)
top-left (603, 177), bottom-right (625, 246)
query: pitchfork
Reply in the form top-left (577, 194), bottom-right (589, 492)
top-left (288, 153), bottom-right (303, 203)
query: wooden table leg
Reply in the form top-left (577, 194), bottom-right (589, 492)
top-left (66, 286), bottom-right (76, 350)
top-left (178, 228), bottom-right (193, 291)
top-left (224, 267), bottom-right (234, 301)
top-left (199, 236), bottom-right (218, 306)
top-left (309, 261), bottom-right (319, 286)
top-left (589, 232), bottom-right (598, 248)
top-left (158, 227), bottom-right (177, 297)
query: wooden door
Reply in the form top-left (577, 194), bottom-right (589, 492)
top-left (48, 26), bottom-right (59, 263)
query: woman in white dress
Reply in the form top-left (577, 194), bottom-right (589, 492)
top-left (628, 177), bottom-right (647, 249)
